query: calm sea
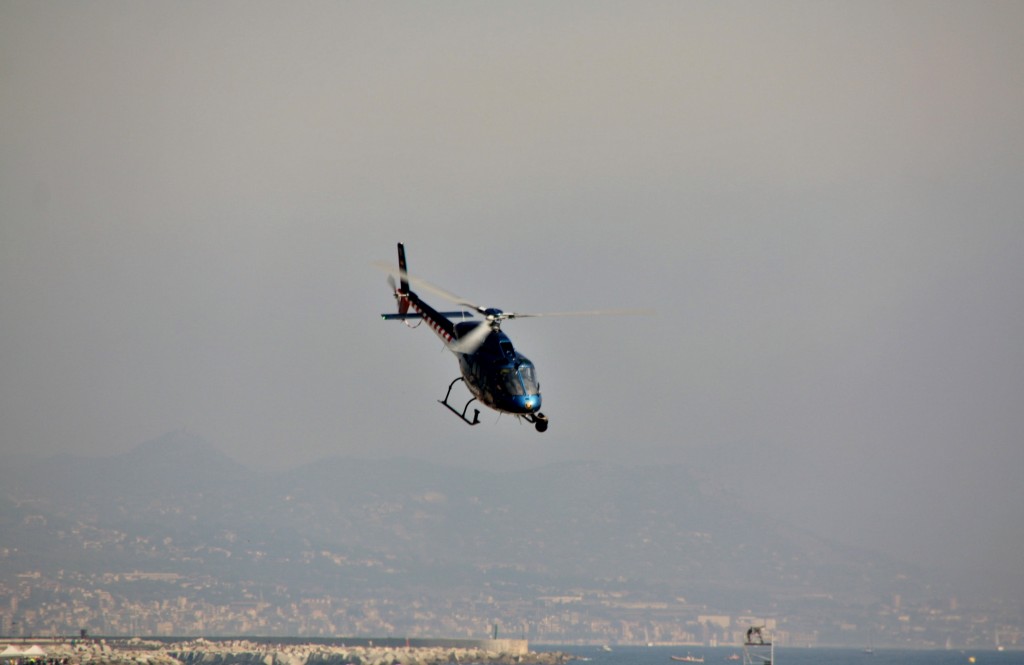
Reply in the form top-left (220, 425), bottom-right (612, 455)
top-left (546, 645), bottom-right (1024, 665)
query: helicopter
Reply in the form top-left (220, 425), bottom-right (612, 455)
top-left (379, 243), bottom-right (646, 432)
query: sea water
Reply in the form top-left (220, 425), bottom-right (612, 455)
top-left (547, 645), bottom-right (1024, 665)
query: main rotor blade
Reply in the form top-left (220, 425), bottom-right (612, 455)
top-left (505, 308), bottom-right (656, 319)
top-left (372, 260), bottom-right (485, 312)
top-left (374, 260), bottom-right (654, 321)
top-left (449, 321), bottom-right (492, 354)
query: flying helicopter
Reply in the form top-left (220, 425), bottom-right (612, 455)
top-left (379, 243), bottom-right (647, 432)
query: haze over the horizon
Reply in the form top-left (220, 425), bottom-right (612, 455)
top-left (2, 2), bottom-right (1022, 593)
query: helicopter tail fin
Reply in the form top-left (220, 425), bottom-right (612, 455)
top-left (381, 243), bottom-right (473, 323)
top-left (396, 242), bottom-right (411, 316)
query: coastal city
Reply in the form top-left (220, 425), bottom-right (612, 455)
top-left (1, 567), bottom-right (1019, 651)
top-left (2, 446), bottom-right (1021, 654)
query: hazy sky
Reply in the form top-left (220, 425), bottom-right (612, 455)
top-left (2, 2), bottom-right (1023, 589)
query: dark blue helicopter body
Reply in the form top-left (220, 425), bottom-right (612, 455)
top-left (381, 243), bottom-right (548, 431)
top-left (453, 322), bottom-right (541, 415)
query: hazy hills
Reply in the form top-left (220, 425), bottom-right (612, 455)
top-left (1, 430), bottom-right (931, 612)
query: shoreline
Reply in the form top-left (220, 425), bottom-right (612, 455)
top-left (0, 639), bottom-right (575, 665)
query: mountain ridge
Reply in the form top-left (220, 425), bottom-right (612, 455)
top-left (2, 433), bottom-right (923, 594)
top-left (0, 431), bottom-right (948, 642)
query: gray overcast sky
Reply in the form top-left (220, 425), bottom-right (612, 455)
top-left (2, 2), bottom-right (1023, 588)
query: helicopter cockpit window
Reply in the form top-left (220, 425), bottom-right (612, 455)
top-left (500, 368), bottom-right (525, 396)
top-left (518, 364), bottom-right (539, 394)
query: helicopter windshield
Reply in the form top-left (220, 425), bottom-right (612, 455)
top-left (519, 364), bottom-right (539, 394)
top-left (500, 368), bottom-right (525, 396)
top-left (498, 364), bottom-right (539, 397)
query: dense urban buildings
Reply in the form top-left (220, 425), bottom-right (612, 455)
top-left (1, 567), bottom-right (1019, 649)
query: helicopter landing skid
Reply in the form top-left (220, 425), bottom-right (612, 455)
top-left (438, 377), bottom-right (480, 426)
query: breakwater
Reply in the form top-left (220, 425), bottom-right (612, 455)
top-left (2, 639), bottom-right (572, 665)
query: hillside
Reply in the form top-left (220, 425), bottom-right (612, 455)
top-left (0, 431), bottom-right (940, 643)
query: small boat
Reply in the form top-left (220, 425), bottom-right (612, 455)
top-left (671, 656), bottom-right (704, 663)
top-left (726, 655), bottom-right (741, 661)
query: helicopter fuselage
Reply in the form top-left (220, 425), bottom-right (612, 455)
top-left (453, 322), bottom-right (541, 415)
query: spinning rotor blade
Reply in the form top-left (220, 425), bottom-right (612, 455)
top-left (501, 308), bottom-right (655, 319)
top-left (448, 308), bottom-right (651, 354)
top-left (449, 321), bottom-right (492, 354)
top-left (374, 258), bottom-right (653, 350)
top-left (373, 260), bottom-right (485, 312)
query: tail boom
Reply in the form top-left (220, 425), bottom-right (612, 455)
top-left (381, 243), bottom-right (474, 348)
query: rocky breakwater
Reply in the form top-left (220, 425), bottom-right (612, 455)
top-left (21, 639), bottom-right (572, 665)
top-left (13, 639), bottom-right (181, 665)
top-left (166, 640), bottom-right (572, 665)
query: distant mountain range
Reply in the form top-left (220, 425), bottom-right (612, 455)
top-left (0, 430), bottom-right (932, 614)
